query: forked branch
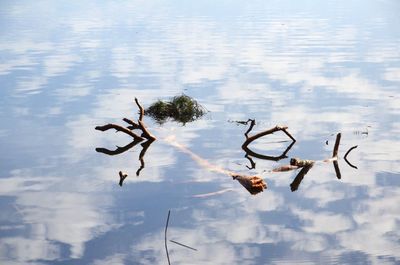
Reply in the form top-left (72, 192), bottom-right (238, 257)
top-left (95, 98), bottom-right (157, 183)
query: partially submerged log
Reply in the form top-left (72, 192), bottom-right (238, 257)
top-left (232, 175), bottom-right (267, 195)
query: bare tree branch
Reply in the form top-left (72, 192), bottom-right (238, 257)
top-left (95, 124), bottom-right (144, 141)
top-left (242, 125), bottom-right (296, 149)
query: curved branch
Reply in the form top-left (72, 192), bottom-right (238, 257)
top-left (95, 139), bottom-right (142, 156)
top-left (344, 145), bottom-right (358, 169)
top-left (95, 124), bottom-right (144, 141)
top-left (135, 97), bottom-right (144, 121)
top-left (242, 125), bottom-right (296, 150)
top-left (244, 119), bottom-right (256, 139)
top-left (243, 140), bottom-right (295, 162)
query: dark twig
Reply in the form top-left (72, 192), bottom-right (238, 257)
top-left (135, 97), bottom-right (144, 122)
top-left (333, 160), bottom-right (341, 179)
top-left (95, 124), bottom-right (144, 141)
top-left (332, 133), bottom-right (342, 179)
top-left (95, 139), bottom-right (142, 156)
top-left (344, 145), bottom-right (358, 169)
top-left (165, 210), bottom-right (171, 265)
top-left (290, 164), bottom-right (314, 192)
top-left (169, 240), bottom-right (198, 251)
top-left (332, 133), bottom-right (341, 158)
top-left (244, 140), bottom-right (295, 162)
top-left (118, 171), bottom-right (128, 186)
top-left (244, 119), bottom-right (256, 139)
top-left (282, 127), bottom-right (296, 142)
top-left (136, 140), bottom-right (154, 176)
top-left (344, 145), bottom-right (358, 159)
top-left (122, 118), bottom-right (141, 130)
top-left (244, 153), bottom-right (256, 170)
top-left (96, 98), bottom-right (157, 181)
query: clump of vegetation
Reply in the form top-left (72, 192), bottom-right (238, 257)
top-left (145, 94), bottom-right (206, 124)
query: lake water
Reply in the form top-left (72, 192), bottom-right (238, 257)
top-left (1, 0), bottom-right (399, 264)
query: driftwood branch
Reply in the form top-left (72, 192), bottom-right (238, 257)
top-left (95, 98), bottom-right (157, 182)
top-left (242, 125), bottom-right (296, 149)
top-left (231, 175), bottom-right (267, 195)
top-left (135, 97), bottom-right (144, 122)
top-left (122, 118), bottom-right (140, 130)
top-left (95, 124), bottom-right (144, 141)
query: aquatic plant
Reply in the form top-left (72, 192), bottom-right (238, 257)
top-left (145, 94), bottom-right (206, 124)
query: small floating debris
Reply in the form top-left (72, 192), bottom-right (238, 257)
top-left (145, 94), bottom-right (206, 124)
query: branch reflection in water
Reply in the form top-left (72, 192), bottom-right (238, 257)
top-left (95, 98), bottom-right (156, 185)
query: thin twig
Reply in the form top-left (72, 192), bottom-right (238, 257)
top-left (169, 240), bottom-right (198, 251)
top-left (344, 145), bottom-right (358, 169)
top-left (135, 97), bottom-right (144, 121)
top-left (118, 171), bottom-right (128, 186)
top-left (165, 210), bottom-right (171, 265)
top-left (244, 119), bottom-right (256, 139)
top-left (122, 118), bottom-right (140, 130)
top-left (344, 145), bottom-right (358, 159)
top-left (282, 128), bottom-right (296, 142)
top-left (244, 153), bottom-right (256, 169)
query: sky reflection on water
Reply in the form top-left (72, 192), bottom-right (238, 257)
top-left (0, 0), bottom-right (399, 264)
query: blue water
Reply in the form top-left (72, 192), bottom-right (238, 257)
top-left (0, 0), bottom-right (399, 264)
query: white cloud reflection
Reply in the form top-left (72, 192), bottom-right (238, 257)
top-left (1, 0), bottom-right (400, 264)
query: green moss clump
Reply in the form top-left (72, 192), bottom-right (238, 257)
top-left (145, 95), bottom-right (206, 124)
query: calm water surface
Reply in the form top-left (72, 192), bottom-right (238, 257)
top-left (1, 0), bottom-right (400, 264)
